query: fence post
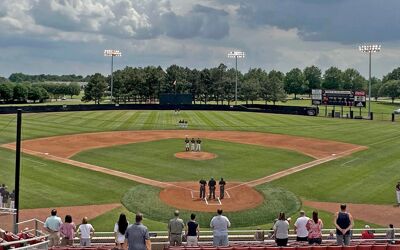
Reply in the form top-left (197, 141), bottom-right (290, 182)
top-left (370, 112), bottom-right (373, 120)
top-left (35, 219), bottom-right (39, 236)
top-left (392, 113), bottom-right (395, 122)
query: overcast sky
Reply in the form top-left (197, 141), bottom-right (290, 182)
top-left (0, 0), bottom-right (399, 78)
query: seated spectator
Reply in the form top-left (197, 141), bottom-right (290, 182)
top-left (361, 225), bottom-right (375, 239)
top-left (254, 228), bottom-right (265, 242)
top-left (327, 230), bottom-right (336, 240)
top-left (386, 224), bottom-right (395, 244)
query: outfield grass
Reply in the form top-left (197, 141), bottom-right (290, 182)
top-left (0, 109), bottom-right (399, 228)
top-left (72, 139), bottom-right (312, 182)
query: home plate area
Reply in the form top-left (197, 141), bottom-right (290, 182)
top-left (190, 190), bottom-right (232, 205)
top-left (159, 182), bottom-right (263, 212)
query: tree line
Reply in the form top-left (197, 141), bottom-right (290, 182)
top-left (82, 65), bottom-right (400, 104)
top-left (7, 73), bottom-right (89, 83)
top-left (0, 82), bottom-right (81, 103)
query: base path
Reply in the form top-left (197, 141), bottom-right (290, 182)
top-left (0, 203), bottom-right (121, 232)
top-left (304, 200), bottom-right (400, 227)
top-left (1, 130), bottom-right (366, 189)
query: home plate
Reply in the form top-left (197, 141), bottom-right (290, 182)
top-left (332, 154), bottom-right (336, 156)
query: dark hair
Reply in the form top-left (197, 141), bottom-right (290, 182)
top-left (136, 213), bottom-right (143, 223)
top-left (65, 215), bottom-right (72, 223)
top-left (340, 204), bottom-right (347, 210)
top-left (118, 213), bottom-right (128, 235)
top-left (174, 210), bottom-right (180, 217)
top-left (312, 211), bottom-right (319, 224)
top-left (51, 209), bottom-right (57, 216)
top-left (217, 209), bottom-right (223, 215)
top-left (191, 213), bottom-right (196, 220)
top-left (390, 224), bottom-right (394, 228)
top-left (278, 212), bottom-right (286, 220)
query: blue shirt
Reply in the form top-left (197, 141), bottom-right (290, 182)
top-left (125, 223), bottom-right (150, 250)
top-left (44, 216), bottom-right (62, 231)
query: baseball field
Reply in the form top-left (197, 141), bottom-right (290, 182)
top-left (1, 109), bottom-right (400, 231)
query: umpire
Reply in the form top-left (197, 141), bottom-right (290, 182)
top-left (199, 179), bottom-right (207, 199)
top-left (208, 177), bottom-right (216, 199)
top-left (219, 178), bottom-right (226, 199)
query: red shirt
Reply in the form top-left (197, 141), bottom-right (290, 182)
top-left (361, 230), bottom-right (374, 239)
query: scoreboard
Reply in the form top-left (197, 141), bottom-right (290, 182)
top-left (312, 89), bottom-right (366, 107)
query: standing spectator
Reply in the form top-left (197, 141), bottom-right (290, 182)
top-left (386, 224), bottom-right (395, 244)
top-left (196, 138), bottom-right (202, 152)
top-left (114, 213), bottom-right (129, 249)
top-left (334, 204), bottom-right (354, 246)
top-left (125, 213), bottom-right (151, 250)
top-left (294, 210), bottom-right (309, 242)
top-left (273, 212), bottom-right (289, 246)
top-left (185, 213), bottom-right (200, 246)
top-left (43, 209), bottom-right (62, 247)
top-left (9, 190), bottom-right (15, 209)
top-left (59, 215), bottom-right (76, 246)
top-left (396, 182), bottom-right (400, 206)
top-left (361, 225), bottom-right (375, 239)
top-left (306, 211), bottom-right (323, 245)
top-left (199, 179), bottom-right (207, 200)
top-left (210, 209), bottom-right (231, 246)
top-left (168, 210), bottom-right (185, 246)
top-left (208, 177), bottom-right (216, 200)
top-left (77, 217), bottom-right (95, 246)
top-left (219, 178), bottom-right (226, 199)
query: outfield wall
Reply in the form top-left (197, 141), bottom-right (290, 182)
top-left (0, 104), bottom-right (318, 116)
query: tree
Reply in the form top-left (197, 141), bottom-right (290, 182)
top-left (383, 67), bottom-right (400, 82)
top-left (370, 77), bottom-right (382, 101)
top-left (0, 83), bottom-right (14, 101)
top-left (322, 67), bottom-right (343, 90)
top-left (66, 83), bottom-right (81, 98)
top-left (82, 73), bottom-right (108, 104)
top-left (303, 66), bottom-right (322, 92)
top-left (342, 68), bottom-right (366, 91)
top-left (28, 86), bottom-right (43, 103)
top-left (260, 70), bottom-right (286, 105)
top-left (379, 80), bottom-right (400, 103)
top-left (284, 68), bottom-right (306, 99)
top-left (13, 84), bottom-right (29, 101)
top-left (242, 68), bottom-right (263, 104)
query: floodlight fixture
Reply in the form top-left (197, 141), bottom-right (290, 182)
top-left (104, 49), bottom-right (122, 102)
top-left (227, 50), bottom-right (246, 105)
top-left (358, 44), bottom-right (381, 117)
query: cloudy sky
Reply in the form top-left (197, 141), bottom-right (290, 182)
top-left (0, 0), bottom-right (399, 78)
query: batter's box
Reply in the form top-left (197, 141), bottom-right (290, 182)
top-left (190, 190), bottom-right (231, 200)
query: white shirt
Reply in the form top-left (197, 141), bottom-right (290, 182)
top-left (294, 216), bottom-right (310, 237)
top-left (79, 224), bottom-right (94, 239)
top-left (114, 222), bottom-right (128, 243)
top-left (273, 220), bottom-right (289, 239)
top-left (210, 215), bottom-right (231, 236)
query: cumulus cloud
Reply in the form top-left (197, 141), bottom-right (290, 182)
top-left (235, 0), bottom-right (400, 44)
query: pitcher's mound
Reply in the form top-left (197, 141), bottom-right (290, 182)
top-left (159, 182), bottom-right (263, 212)
top-left (174, 151), bottom-right (217, 160)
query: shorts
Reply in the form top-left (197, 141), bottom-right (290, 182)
top-left (276, 238), bottom-right (288, 246)
top-left (308, 238), bottom-right (322, 245)
top-left (80, 238), bottom-right (91, 246)
top-left (297, 236), bottom-right (308, 242)
top-left (187, 236), bottom-right (198, 246)
top-left (213, 235), bottom-right (228, 246)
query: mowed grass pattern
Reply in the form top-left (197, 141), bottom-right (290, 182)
top-left (71, 139), bottom-right (313, 182)
top-left (0, 110), bottom-right (399, 206)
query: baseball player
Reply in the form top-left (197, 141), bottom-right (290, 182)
top-left (208, 177), bottom-right (216, 200)
top-left (199, 179), bottom-right (207, 200)
top-left (219, 178), bottom-right (226, 199)
top-left (196, 138), bottom-right (201, 152)
top-left (185, 137), bottom-right (190, 151)
top-left (396, 182), bottom-right (400, 206)
top-left (191, 138), bottom-right (196, 151)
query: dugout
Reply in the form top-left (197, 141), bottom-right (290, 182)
top-left (159, 93), bottom-right (193, 105)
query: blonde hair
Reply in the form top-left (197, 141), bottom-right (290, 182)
top-left (82, 217), bottom-right (88, 224)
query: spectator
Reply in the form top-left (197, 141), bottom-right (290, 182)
top-left (294, 210), bottom-right (309, 242)
top-left (59, 215), bottom-right (76, 246)
top-left (210, 209), bottom-right (231, 246)
top-left (125, 213), bottom-right (151, 250)
top-left (168, 210), bottom-right (185, 246)
top-left (361, 225), bottom-right (375, 240)
top-left (254, 228), bottom-right (265, 242)
top-left (9, 190), bottom-right (15, 209)
top-left (334, 204), bottom-right (354, 246)
top-left (185, 213), bottom-right (200, 246)
top-left (273, 212), bottom-right (289, 247)
top-left (43, 209), bottom-right (62, 247)
top-left (114, 213), bottom-right (129, 249)
top-left (386, 224), bottom-right (395, 244)
top-left (77, 217), bottom-right (94, 246)
top-left (306, 211), bottom-right (323, 245)
top-left (396, 182), bottom-right (400, 206)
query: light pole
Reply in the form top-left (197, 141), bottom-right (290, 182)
top-left (359, 44), bottom-right (381, 117)
top-left (104, 49), bottom-right (122, 102)
top-left (228, 50), bottom-right (245, 105)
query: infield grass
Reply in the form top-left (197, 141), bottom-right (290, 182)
top-left (72, 139), bottom-right (313, 182)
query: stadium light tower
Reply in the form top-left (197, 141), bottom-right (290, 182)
top-left (104, 49), bottom-right (122, 102)
top-left (228, 50), bottom-right (245, 105)
top-left (359, 44), bottom-right (381, 117)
